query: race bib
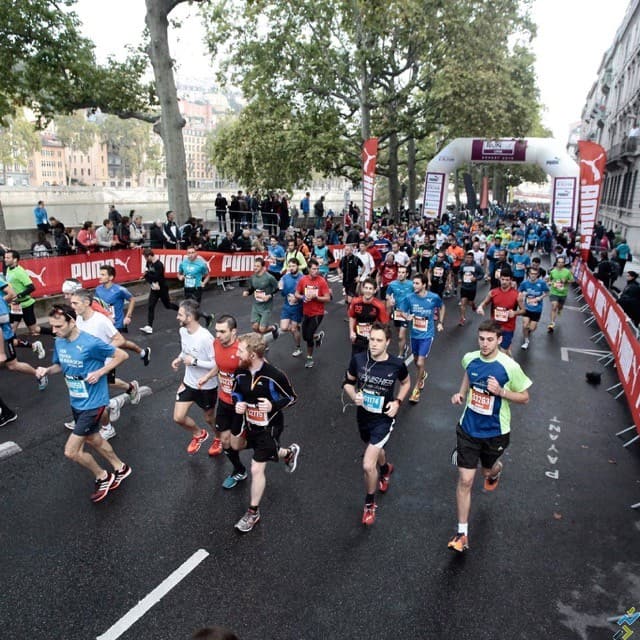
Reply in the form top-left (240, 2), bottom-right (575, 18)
top-left (554, 281), bottom-right (565, 291)
top-left (356, 323), bottom-right (371, 338)
top-left (10, 303), bottom-right (22, 315)
top-left (362, 389), bottom-right (384, 414)
top-left (246, 403), bottom-right (269, 426)
top-left (254, 289), bottom-right (267, 302)
top-left (219, 371), bottom-right (234, 396)
top-left (463, 272), bottom-right (474, 284)
top-left (304, 285), bottom-right (318, 299)
top-left (413, 316), bottom-right (428, 330)
top-left (287, 293), bottom-right (299, 306)
top-left (493, 306), bottom-right (509, 322)
top-left (469, 387), bottom-right (494, 415)
top-left (64, 375), bottom-right (88, 399)
top-left (526, 296), bottom-right (538, 307)
top-left (185, 275), bottom-right (196, 288)
top-left (433, 266), bottom-right (444, 277)
top-left (392, 309), bottom-right (405, 321)
top-left (514, 262), bottom-right (525, 271)
top-left (494, 268), bottom-right (501, 280)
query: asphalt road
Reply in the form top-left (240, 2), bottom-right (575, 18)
top-left (1, 271), bottom-right (638, 640)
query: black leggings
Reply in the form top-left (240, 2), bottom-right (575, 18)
top-left (301, 315), bottom-right (323, 347)
top-left (148, 287), bottom-right (179, 325)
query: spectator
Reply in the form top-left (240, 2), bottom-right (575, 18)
top-left (180, 216), bottom-right (197, 249)
top-left (300, 191), bottom-right (311, 225)
top-left (236, 228), bottom-right (252, 252)
top-left (95, 219), bottom-right (117, 250)
top-left (52, 222), bottom-right (73, 255)
top-left (149, 219), bottom-right (165, 249)
top-left (163, 210), bottom-right (180, 249)
top-left (215, 192), bottom-right (228, 232)
top-left (615, 238), bottom-right (632, 275)
top-left (618, 271), bottom-right (640, 326)
top-left (33, 200), bottom-right (50, 234)
top-left (129, 214), bottom-right (145, 246)
top-left (116, 216), bottom-right (131, 249)
top-left (279, 195), bottom-right (290, 233)
top-left (217, 231), bottom-right (236, 253)
top-left (108, 204), bottom-right (122, 226)
top-left (314, 195), bottom-right (325, 230)
top-left (595, 252), bottom-right (620, 291)
top-left (76, 221), bottom-right (97, 253)
top-left (31, 231), bottom-right (53, 258)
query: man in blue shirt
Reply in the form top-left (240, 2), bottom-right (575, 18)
top-left (517, 267), bottom-right (549, 351)
top-left (267, 236), bottom-right (285, 280)
top-left (399, 273), bottom-right (445, 404)
top-left (510, 245), bottom-right (530, 286)
top-left (178, 247), bottom-right (210, 303)
top-left (279, 258), bottom-right (304, 356)
top-left (385, 265), bottom-right (414, 358)
top-left (34, 200), bottom-right (50, 233)
top-left (35, 304), bottom-right (132, 503)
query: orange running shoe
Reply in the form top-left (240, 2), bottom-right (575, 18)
top-left (208, 437), bottom-right (223, 457)
top-left (378, 463), bottom-right (394, 493)
top-left (483, 461), bottom-right (503, 491)
top-left (447, 533), bottom-right (469, 553)
top-left (187, 429), bottom-right (209, 455)
top-left (362, 503), bottom-right (377, 526)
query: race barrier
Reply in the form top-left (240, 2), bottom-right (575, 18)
top-left (19, 246), bottom-right (350, 298)
top-left (574, 260), bottom-right (640, 437)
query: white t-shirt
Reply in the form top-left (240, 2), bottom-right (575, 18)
top-left (472, 249), bottom-right (485, 267)
top-left (393, 250), bottom-right (411, 267)
top-left (76, 311), bottom-right (118, 365)
top-left (355, 250), bottom-right (375, 280)
top-left (179, 326), bottom-right (217, 390)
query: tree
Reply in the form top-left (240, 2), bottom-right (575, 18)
top-left (0, 113), bottom-right (41, 184)
top-left (54, 112), bottom-right (99, 185)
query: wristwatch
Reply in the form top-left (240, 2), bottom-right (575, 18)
top-left (192, 358), bottom-right (198, 367)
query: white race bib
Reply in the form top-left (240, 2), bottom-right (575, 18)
top-left (246, 403), bottom-right (269, 426)
top-left (356, 323), bottom-right (371, 338)
top-left (493, 306), bottom-right (509, 322)
top-left (185, 275), bottom-right (196, 288)
top-left (254, 289), bottom-right (267, 302)
top-left (433, 266), bottom-right (444, 277)
top-left (65, 376), bottom-right (88, 399)
top-left (219, 371), bottom-right (234, 396)
top-left (413, 316), bottom-right (428, 330)
top-left (304, 285), bottom-right (318, 299)
top-left (463, 272), bottom-right (474, 284)
top-left (469, 387), bottom-right (494, 415)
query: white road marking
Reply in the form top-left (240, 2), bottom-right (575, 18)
top-left (560, 347), bottom-right (610, 362)
top-left (96, 549), bottom-right (209, 640)
top-left (0, 441), bottom-right (22, 459)
top-left (561, 305), bottom-right (583, 311)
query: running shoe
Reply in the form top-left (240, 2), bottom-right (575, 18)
top-left (207, 437), bottom-right (223, 457)
top-left (271, 325), bottom-right (279, 341)
top-left (187, 429), bottom-right (209, 455)
top-left (314, 330), bottom-right (325, 348)
top-left (447, 533), bottom-right (469, 553)
top-left (141, 347), bottom-right (151, 367)
top-left (292, 347), bottom-right (302, 357)
top-left (417, 371), bottom-right (428, 390)
top-left (547, 323), bottom-right (555, 333)
top-left (401, 345), bottom-right (410, 359)
top-left (64, 420), bottom-right (76, 431)
top-left (235, 508), bottom-right (261, 533)
top-left (109, 397), bottom-right (122, 423)
top-left (409, 387), bottom-right (421, 404)
top-left (483, 461), bottom-right (503, 492)
top-left (100, 424), bottom-right (116, 440)
top-left (222, 470), bottom-right (248, 489)
top-left (458, 318), bottom-right (465, 326)
top-left (90, 472), bottom-right (115, 503)
top-left (362, 503), bottom-right (377, 526)
top-left (111, 464), bottom-right (132, 489)
top-left (37, 375), bottom-right (48, 391)
top-left (140, 325), bottom-right (153, 334)
top-left (32, 340), bottom-right (45, 360)
top-left (128, 380), bottom-right (141, 405)
top-left (521, 340), bottom-right (529, 350)
top-left (0, 412), bottom-right (17, 428)
top-left (284, 443), bottom-right (301, 473)
top-left (378, 463), bottom-right (394, 493)
top-left (305, 357), bottom-right (314, 368)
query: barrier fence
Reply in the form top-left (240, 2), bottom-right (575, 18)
top-left (574, 260), bottom-right (640, 436)
top-left (19, 246), bottom-right (349, 298)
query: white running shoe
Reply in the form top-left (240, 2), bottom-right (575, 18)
top-left (128, 380), bottom-right (141, 405)
top-left (292, 347), bottom-right (302, 357)
top-left (100, 423), bottom-right (116, 440)
top-left (64, 420), bottom-right (76, 431)
top-left (32, 340), bottom-right (45, 360)
top-left (140, 325), bottom-right (153, 334)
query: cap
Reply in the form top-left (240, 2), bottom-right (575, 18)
top-left (61, 279), bottom-right (82, 294)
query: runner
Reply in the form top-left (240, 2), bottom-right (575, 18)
top-left (448, 320), bottom-right (531, 553)
top-left (399, 273), bottom-right (445, 404)
top-left (242, 256), bottom-right (280, 341)
top-left (231, 332), bottom-right (300, 533)
top-left (279, 258), bottom-right (304, 356)
top-left (348, 278), bottom-right (390, 356)
top-left (140, 248), bottom-right (179, 334)
top-left (197, 314), bottom-right (248, 487)
top-left (385, 265), bottom-right (414, 358)
top-left (355, 240), bottom-right (376, 292)
top-left (95, 265), bottom-right (151, 365)
top-left (177, 246), bottom-right (210, 304)
top-left (267, 236), bottom-right (285, 281)
top-left (376, 252), bottom-right (398, 300)
top-left (458, 252), bottom-right (484, 326)
top-left (170, 300), bottom-right (219, 455)
top-left (547, 256), bottom-right (574, 333)
top-left (34, 304), bottom-right (132, 503)
top-left (310, 235), bottom-right (334, 279)
top-left (517, 267), bottom-right (549, 351)
top-left (428, 250), bottom-right (450, 300)
top-left (476, 268), bottom-right (524, 356)
top-left (0, 393), bottom-right (17, 427)
top-left (343, 322), bottom-right (411, 526)
top-left (510, 245), bottom-right (531, 287)
top-left (295, 258), bottom-right (331, 368)
top-left (338, 244), bottom-right (362, 313)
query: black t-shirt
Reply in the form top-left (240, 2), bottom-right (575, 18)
top-left (348, 351), bottom-right (408, 420)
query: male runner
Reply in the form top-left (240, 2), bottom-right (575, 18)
top-left (197, 314), bottom-right (247, 487)
top-left (338, 244), bottom-right (362, 313)
top-left (231, 332), bottom-right (300, 533)
top-left (140, 248), bottom-right (179, 334)
top-left (243, 256), bottom-right (279, 340)
top-left (177, 246), bottom-right (210, 304)
top-left (448, 320), bottom-right (531, 553)
top-left (428, 250), bottom-right (450, 300)
top-left (476, 268), bottom-right (523, 356)
top-left (547, 257), bottom-right (574, 333)
top-left (518, 267), bottom-right (549, 350)
top-left (35, 304), bottom-right (132, 503)
top-left (171, 300), bottom-right (219, 455)
top-left (343, 322), bottom-right (410, 526)
top-left (399, 273), bottom-right (444, 404)
top-left (386, 265), bottom-right (414, 358)
top-left (279, 258), bottom-right (304, 356)
top-left (295, 258), bottom-right (331, 368)
top-left (458, 252), bottom-right (484, 326)
top-left (347, 278), bottom-right (389, 356)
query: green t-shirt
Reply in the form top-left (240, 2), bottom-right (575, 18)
top-left (248, 271), bottom-right (279, 310)
top-left (548, 267), bottom-right (573, 297)
top-left (6, 265), bottom-right (36, 309)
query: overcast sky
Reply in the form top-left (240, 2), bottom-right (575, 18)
top-left (75, 0), bottom-right (631, 141)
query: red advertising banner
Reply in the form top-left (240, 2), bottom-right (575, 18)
top-left (577, 140), bottom-right (606, 261)
top-left (19, 246), bottom-right (349, 298)
top-left (362, 137), bottom-right (378, 230)
top-left (576, 262), bottom-right (640, 434)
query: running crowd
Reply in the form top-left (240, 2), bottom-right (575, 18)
top-left (1, 208), bottom-right (635, 552)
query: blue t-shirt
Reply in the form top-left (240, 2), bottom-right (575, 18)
top-left (616, 242), bottom-right (631, 260)
top-left (52, 331), bottom-right (116, 410)
top-left (511, 253), bottom-right (530, 277)
top-left (0, 275), bottom-right (13, 340)
top-left (95, 283), bottom-right (132, 329)
top-left (459, 350), bottom-right (532, 437)
top-left (387, 279), bottom-right (414, 317)
top-left (312, 245), bottom-right (331, 276)
top-left (518, 279), bottom-right (549, 312)
top-left (268, 245), bottom-right (285, 274)
top-left (280, 272), bottom-right (303, 309)
top-left (400, 291), bottom-right (443, 339)
top-left (178, 257), bottom-right (209, 289)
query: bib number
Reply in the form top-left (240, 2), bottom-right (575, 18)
top-left (185, 275), bottom-right (196, 288)
top-left (254, 289), bottom-right (267, 302)
top-left (219, 371), bottom-right (234, 396)
top-left (469, 387), bottom-right (494, 415)
top-left (65, 376), bottom-right (88, 399)
top-left (413, 316), bottom-right (428, 330)
top-left (433, 266), bottom-right (444, 277)
top-left (554, 281), bottom-right (565, 291)
top-left (246, 403), bottom-right (268, 426)
top-left (493, 306), bottom-right (509, 322)
top-left (356, 323), bottom-right (371, 338)
top-left (463, 272), bottom-right (474, 284)
top-left (304, 285), bottom-right (318, 299)
top-left (362, 389), bottom-right (384, 414)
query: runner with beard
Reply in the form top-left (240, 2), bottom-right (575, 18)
top-left (377, 252), bottom-right (398, 300)
top-left (348, 278), bottom-right (390, 356)
top-left (278, 258), bottom-right (304, 356)
top-left (385, 265), bottom-right (414, 358)
top-left (458, 252), bottom-right (484, 326)
top-left (428, 250), bottom-right (450, 299)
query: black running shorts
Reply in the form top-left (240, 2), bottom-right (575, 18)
top-left (245, 423), bottom-right (283, 463)
top-left (176, 383), bottom-right (217, 411)
top-left (455, 423), bottom-right (510, 470)
top-left (215, 399), bottom-right (242, 434)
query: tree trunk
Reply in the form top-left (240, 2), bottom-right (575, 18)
top-left (145, 0), bottom-right (190, 220)
top-left (454, 168), bottom-right (460, 209)
top-left (407, 137), bottom-right (417, 215)
top-left (387, 131), bottom-right (400, 218)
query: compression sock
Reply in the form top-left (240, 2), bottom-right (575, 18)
top-left (224, 448), bottom-right (245, 474)
top-left (365, 493), bottom-right (375, 505)
top-left (379, 463), bottom-right (389, 476)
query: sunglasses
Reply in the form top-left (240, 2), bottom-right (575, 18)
top-left (51, 305), bottom-right (75, 321)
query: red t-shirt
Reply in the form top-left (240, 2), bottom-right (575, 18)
top-left (214, 338), bottom-right (240, 405)
top-left (380, 263), bottom-right (398, 287)
top-left (296, 274), bottom-right (330, 317)
top-left (489, 287), bottom-right (520, 331)
top-left (348, 296), bottom-right (390, 339)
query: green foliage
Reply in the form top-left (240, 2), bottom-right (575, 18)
top-left (54, 112), bottom-right (98, 154)
top-left (0, 112), bottom-right (41, 176)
